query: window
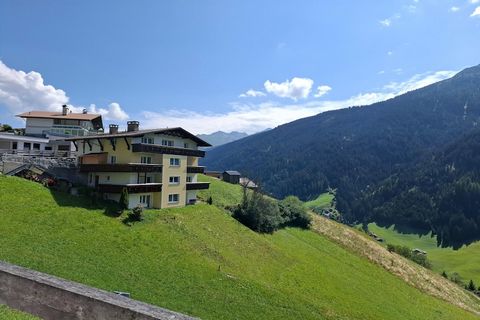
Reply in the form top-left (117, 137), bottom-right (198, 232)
top-left (169, 158), bottom-right (180, 166)
top-left (23, 143), bottom-right (31, 150)
top-left (44, 146), bottom-right (52, 151)
top-left (141, 156), bottom-right (152, 164)
top-left (184, 142), bottom-right (189, 149)
top-left (186, 176), bottom-right (192, 182)
top-left (140, 195), bottom-right (151, 207)
top-left (169, 176), bottom-right (180, 184)
top-left (141, 137), bottom-right (154, 144)
top-left (89, 173), bottom-right (93, 184)
top-left (106, 176), bottom-right (110, 181)
top-left (12, 142), bottom-right (17, 150)
top-left (162, 139), bottom-right (174, 147)
top-left (33, 143), bottom-right (40, 150)
top-left (58, 145), bottom-right (70, 151)
top-left (168, 194), bottom-right (179, 203)
top-left (110, 156), bottom-right (117, 164)
top-left (146, 176), bottom-right (152, 183)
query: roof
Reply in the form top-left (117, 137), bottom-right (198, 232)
top-left (17, 111), bottom-right (102, 121)
top-left (224, 170), bottom-right (241, 176)
top-left (0, 133), bottom-right (49, 143)
top-left (65, 127), bottom-right (211, 147)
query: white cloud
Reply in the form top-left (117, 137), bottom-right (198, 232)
top-left (471, 6), bottom-right (480, 16)
top-left (471, 0), bottom-right (479, 4)
top-left (379, 19), bottom-right (392, 27)
top-left (314, 85), bottom-right (332, 98)
top-left (0, 60), bottom-right (128, 122)
top-left (239, 89), bottom-right (266, 98)
top-left (89, 103), bottom-right (129, 121)
top-left (139, 70), bottom-right (457, 135)
top-left (264, 77), bottom-right (314, 100)
top-left (0, 60), bottom-right (68, 114)
top-left (450, 6), bottom-right (460, 12)
top-left (387, 51), bottom-right (394, 56)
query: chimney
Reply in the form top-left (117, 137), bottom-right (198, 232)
top-left (62, 104), bottom-right (69, 116)
top-left (127, 121), bottom-right (139, 132)
top-left (82, 109), bottom-right (87, 114)
top-left (109, 124), bottom-right (119, 134)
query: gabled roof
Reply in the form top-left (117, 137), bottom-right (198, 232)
top-left (17, 111), bottom-right (102, 121)
top-left (65, 127), bottom-right (212, 147)
top-left (224, 170), bottom-right (241, 176)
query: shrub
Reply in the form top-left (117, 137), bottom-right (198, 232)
top-left (119, 187), bottom-right (129, 210)
top-left (279, 196), bottom-right (311, 229)
top-left (441, 271), bottom-right (448, 278)
top-left (467, 279), bottom-right (477, 291)
top-left (207, 196), bottom-right (213, 205)
top-left (128, 205), bottom-right (143, 222)
top-left (233, 189), bottom-right (283, 233)
top-left (386, 244), bottom-right (431, 269)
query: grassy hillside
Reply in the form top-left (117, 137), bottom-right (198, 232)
top-left (305, 192), bottom-right (334, 209)
top-left (197, 174), bottom-right (243, 208)
top-left (0, 175), bottom-right (479, 319)
top-left (368, 223), bottom-right (480, 284)
top-left (0, 305), bottom-right (39, 320)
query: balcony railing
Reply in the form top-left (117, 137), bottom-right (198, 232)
top-left (132, 144), bottom-right (205, 157)
top-left (97, 183), bottom-right (162, 193)
top-left (186, 182), bottom-right (210, 190)
top-left (80, 163), bottom-right (163, 173)
top-left (187, 166), bottom-right (205, 174)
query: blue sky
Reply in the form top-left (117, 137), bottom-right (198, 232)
top-left (1, 0), bottom-right (480, 133)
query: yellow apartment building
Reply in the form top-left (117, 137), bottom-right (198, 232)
top-left (67, 121), bottom-right (211, 209)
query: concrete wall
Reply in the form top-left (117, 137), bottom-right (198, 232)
top-left (0, 260), bottom-right (196, 320)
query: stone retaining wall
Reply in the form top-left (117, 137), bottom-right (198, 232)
top-left (0, 260), bottom-right (196, 320)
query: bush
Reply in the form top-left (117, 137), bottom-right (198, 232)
top-left (128, 205), bottom-right (143, 222)
top-left (467, 279), bottom-right (477, 291)
top-left (386, 244), bottom-right (431, 269)
top-left (279, 196), bottom-right (311, 229)
top-left (233, 189), bottom-right (283, 233)
top-left (207, 196), bottom-right (213, 205)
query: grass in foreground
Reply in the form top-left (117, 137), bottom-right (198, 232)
top-left (368, 222), bottom-right (480, 284)
top-left (0, 175), bottom-right (478, 319)
top-left (0, 305), bottom-right (38, 320)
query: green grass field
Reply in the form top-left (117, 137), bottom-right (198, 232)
top-left (304, 192), bottom-right (334, 209)
top-left (368, 223), bottom-right (480, 284)
top-left (0, 305), bottom-right (38, 320)
top-left (197, 174), bottom-right (244, 208)
top-left (0, 175), bottom-right (478, 319)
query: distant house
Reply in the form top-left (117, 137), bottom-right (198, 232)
top-left (222, 170), bottom-right (240, 184)
top-left (239, 177), bottom-right (258, 190)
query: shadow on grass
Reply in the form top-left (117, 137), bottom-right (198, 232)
top-left (48, 187), bottom-right (123, 219)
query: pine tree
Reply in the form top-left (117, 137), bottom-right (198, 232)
top-left (119, 187), bottom-right (129, 210)
top-left (468, 279), bottom-right (476, 291)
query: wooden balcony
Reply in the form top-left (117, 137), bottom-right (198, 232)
top-left (186, 182), bottom-right (210, 190)
top-left (187, 166), bottom-right (205, 174)
top-left (97, 183), bottom-right (162, 193)
top-left (131, 143), bottom-right (205, 157)
top-left (80, 163), bottom-right (163, 173)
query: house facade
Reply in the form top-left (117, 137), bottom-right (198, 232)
top-left (67, 122), bottom-right (211, 209)
top-left (17, 105), bottom-right (103, 138)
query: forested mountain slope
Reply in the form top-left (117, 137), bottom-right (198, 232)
top-left (202, 64), bottom-right (480, 245)
top-left (358, 129), bottom-right (480, 248)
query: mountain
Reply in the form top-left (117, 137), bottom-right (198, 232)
top-left (358, 129), bottom-right (480, 248)
top-left (202, 64), bottom-right (480, 244)
top-left (197, 131), bottom-right (248, 147)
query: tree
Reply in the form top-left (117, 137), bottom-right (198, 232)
top-left (119, 187), bottom-right (129, 210)
top-left (441, 271), bottom-right (448, 278)
top-left (233, 188), bottom-right (283, 234)
top-left (1, 124), bottom-right (12, 132)
top-left (468, 279), bottom-right (476, 291)
top-left (279, 196), bottom-right (311, 229)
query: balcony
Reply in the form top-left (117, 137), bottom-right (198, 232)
top-left (80, 163), bottom-right (163, 173)
top-left (187, 166), bottom-right (205, 174)
top-left (97, 183), bottom-right (162, 193)
top-left (132, 143), bottom-right (205, 157)
top-left (186, 182), bottom-right (210, 190)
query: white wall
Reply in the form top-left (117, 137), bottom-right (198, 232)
top-left (25, 118), bottom-right (53, 135)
